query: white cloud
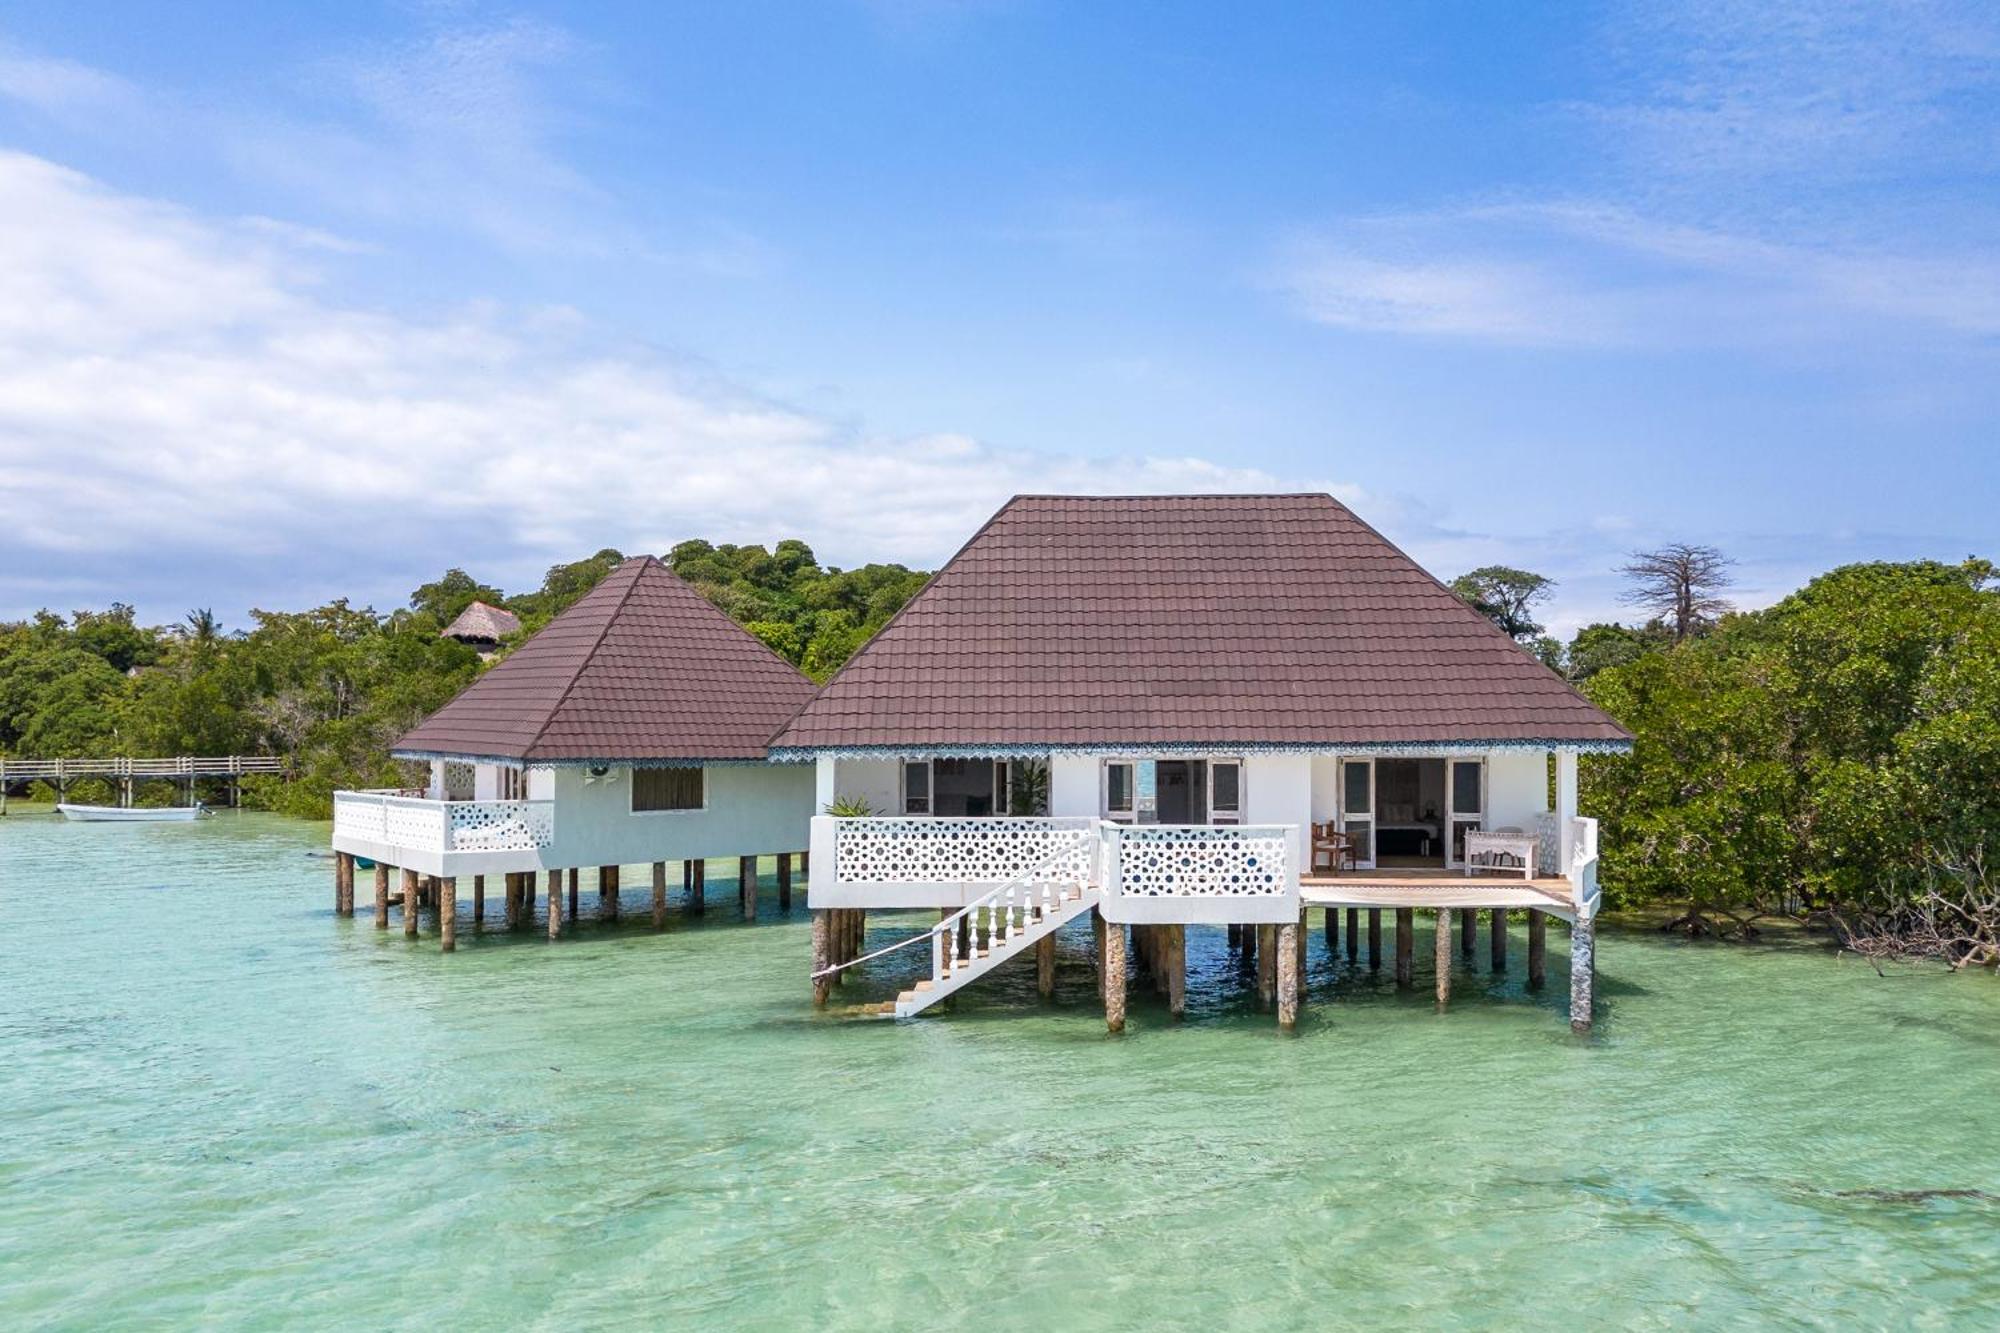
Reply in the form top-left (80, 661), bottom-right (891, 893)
top-left (0, 152), bottom-right (1343, 617)
top-left (0, 45), bottom-right (144, 123)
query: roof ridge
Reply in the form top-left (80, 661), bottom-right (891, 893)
top-left (517, 556), bottom-right (653, 759)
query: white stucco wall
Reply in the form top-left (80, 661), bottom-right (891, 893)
top-left (1048, 755), bottom-right (1099, 818)
top-left (1309, 755), bottom-right (1342, 822)
top-left (540, 763), bottom-right (815, 867)
top-left (826, 757), bottom-right (900, 817)
top-left (1483, 750), bottom-right (1549, 833)
top-left (1243, 752), bottom-right (1312, 876)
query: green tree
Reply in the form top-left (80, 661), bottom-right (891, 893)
top-left (1449, 567), bottom-right (1554, 641)
top-left (408, 569), bottom-right (504, 627)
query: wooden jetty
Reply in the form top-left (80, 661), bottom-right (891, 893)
top-left (0, 755), bottom-right (286, 813)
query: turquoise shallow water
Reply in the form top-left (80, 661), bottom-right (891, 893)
top-left (3, 811), bottom-right (1998, 1330)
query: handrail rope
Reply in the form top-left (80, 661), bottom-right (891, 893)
top-left (808, 839), bottom-right (1096, 981)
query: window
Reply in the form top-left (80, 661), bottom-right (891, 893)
top-left (902, 761), bottom-right (931, 814)
top-left (498, 767), bottom-right (526, 801)
top-left (1210, 761), bottom-right (1241, 820)
top-left (1103, 762), bottom-right (1135, 820)
top-left (632, 766), bottom-right (704, 813)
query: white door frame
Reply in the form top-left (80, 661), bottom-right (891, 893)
top-left (1445, 755), bottom-right (1486, 868)
top-left (1206, 758), bottom-right (1243, 825)
top-left (1338, 756), bottom-right (1376, 870)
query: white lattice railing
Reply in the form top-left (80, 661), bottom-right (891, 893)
top-left (332, 790), bottom-right (555, 854)
top-left (1101, 824), bottom-right (1294, 899)
top-left (1570, 816), bottom-right (1600, 918)
top-left (829, 817), bottom-right (1101, 887)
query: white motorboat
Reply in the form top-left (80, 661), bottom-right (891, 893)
top-left (56, 803), bottom-right (206, 822)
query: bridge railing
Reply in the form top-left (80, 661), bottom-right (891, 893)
top-left (0, 755), bottom-right (288, 781)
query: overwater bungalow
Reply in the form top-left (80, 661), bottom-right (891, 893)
top-left (329, 556), bottom-right (819, 942)
top-left (775, 495), bottom-right (1631, 1030)
top-left (330, 494), bottom-right (1629, 1033)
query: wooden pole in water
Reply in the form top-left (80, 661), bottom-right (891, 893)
top-left (688, 860), bottom-right (706, 916)
top-left (1434, 908), bottom-right (1452, 1006)
top-left (1296, 909), bottom-right (1308, 997)
top-left (1460, 908), bottom-right (1477, 958)
top-left (1277, 921), bottom-right (1300, 1030)
top-left (373, 863), bottom-right (389, 929)
top-left (567, 866), bottom-right (579, 920)
top-left (1491, 909), bottom-right (1508, 971)
top-left (472, 874), bottom-right (484, 924)
top-left (599, 865), bottom-right (618, 921)
top-left (1037, 933), bottom-right (1056, 999)
top-left (1167, 924), bottom-right (1186, 1018)
top-left (502, 873), bottom-right (516, 929)
top-left (1367, 910), bottom-right (1382, 970)
top-left (1569, 916), bottom-right (1595, 1032)
top-left (1346, 908), bottom-right (1359, 962)
top-left (652, 861), bottom-right (667, 928)
top-left (1395, 908), bottom-right (1414, 988)
top-left (548, 866), bottom-right (564, 939)
top-left (739, 855), bottom-right (758, 920)
top-left (440, 878), bottom-right (457, 951)
top-left (1257, 924), bottom-right (1277, 1004)
top-left (811, 910), bottom-right (831, 1006)
top-left (1527, 910), bottom-right (1547, 988)
top-left (402, 868), bottom-right (420, 936)
top-left (1094, 910), bottom-right (1108, 998)
top-left (1103, 922), bottom-right (1128, 1033)
top-left (333, 852), bottom-right (351, 915)
top-left (1227, 923), bottom-right (1241, 949)
top-left (1322, 905), bottom-right (1337, 952)
top-left (777, 853), bottom-right (792, 911)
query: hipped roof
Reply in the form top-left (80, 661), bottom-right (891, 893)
top-left (395, 556), bottom-right (818, 764)
top-left (770, 494), bottom-right (1631, 754)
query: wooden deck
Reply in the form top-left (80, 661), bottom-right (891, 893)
top-left (1299, 867), bottom-right (1576, 917)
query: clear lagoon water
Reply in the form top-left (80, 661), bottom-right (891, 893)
top-left (3, 810), bottom-right (1997, 1329)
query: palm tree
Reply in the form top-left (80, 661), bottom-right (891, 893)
top-left (183, 608), bottom-right (221, 645)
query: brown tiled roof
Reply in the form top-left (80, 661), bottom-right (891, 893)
top-left (770, 494), bottom-right (1631, 753)
top-left (395, 557), bottom-right (817, 763)
top-left (440, 600), bottom-right (522, 642)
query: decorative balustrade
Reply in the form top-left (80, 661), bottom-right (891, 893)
top-left (332, 790), bottom-right (555, 855)
top-left (829, 817), bottom-right (1100, 886)
top-left (1102, 824), bottom-right (1293, 899)
top-left (1570, 816), bottom-right (1601, 918)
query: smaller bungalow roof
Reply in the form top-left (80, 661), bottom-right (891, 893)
top-left (395, 557), bottom-right (817, 765)
top-left (441, 600), bottom-right (522, 642)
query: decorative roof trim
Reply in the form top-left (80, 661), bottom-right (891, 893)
top-left (391, 749), bottom-right (775, 769)
top-left (768, 738), bottom-right (1635, 762)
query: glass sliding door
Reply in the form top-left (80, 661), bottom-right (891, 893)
top-left (1339, 758), bottom-right (1375, 869)
top-left (1447, 757), bottom-right (1484, 866)
top-left (1102, 761), bottom-right (1136, 822)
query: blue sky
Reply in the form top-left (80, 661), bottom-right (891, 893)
top-left (2, 1), bottom-right (1995, 635)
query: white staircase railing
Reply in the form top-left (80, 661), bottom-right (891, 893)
top-left (1571, 816), bottom-right (1601, 919)
top-left (810, 841), bottom-right (1103, 1018)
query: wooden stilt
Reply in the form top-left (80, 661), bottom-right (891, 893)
top-left (739, 855), bottom-right (758, 920)
top-left (1460, 908), bottom-right (1477, 958)
top-left (687, 860), bottom-right (706, 915)
top-left (1395, 908), bottom-right (1414, 988)
top-left (1277, 921), bottom-right (1300, 1029)
top-left (1037, 934), bottom-right (1056, 999)
top-left (1227, 923), bottom-right (1242, 949)
top-left (1346, 908), bottom-right (1359, 962)
top-left (1296, 909), bottom-right (1308, 997)
top-left (1323, 905), bottom-right (1337, 952)
top-left (333, 852), bottom-right (353, 916)
top-left (402, 868), bottom-right (420, 936)
top-left (1167, 924), bottom-right (1186, 1018)
top-left (1104, 921), bottom-right (1127, 1033)
top-left (546, 868), bottom-right (563, 938)
top-left (503, 872), bottom-right (519, 928)
top-left (373, 863), bottom-right (389, 929)
top-left (1490, 908), bottom-right (1508, 971)
top-left (1570, 916), bottom-right (1595, 1032)
top-left (1434, 908), bottom-right (1452, 1006)
top-left (567, 866), bottom-right (579, 920)
top-left (472, 874), bottom-right (485, 924)
top-left (1367, 909), bottom-right (1382, 970)
top-left (1528, 910), bottom-right (1547, 988)
top-left (440, 878), bottom-right (457, 951)
top-left (523, 870), bottom-right (538, 923)
top-left (1257, 924), bottom-right (1277, 1004)
top-left (777, 853), bottom-right (792, 911)
top-left (811, 910), bottom-right (831, 1006)
top-left (1094, 910), bottom-right (1108, 998)
top-left (598, 865), bottom-right (617, 921)
top-left (651, 862), bottom-right (667, 928)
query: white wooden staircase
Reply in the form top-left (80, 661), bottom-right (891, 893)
top-left (815, 873), bottom-right (1101, 1019)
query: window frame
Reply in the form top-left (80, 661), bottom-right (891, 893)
top-left (630, 765), bottom-right (707, 815)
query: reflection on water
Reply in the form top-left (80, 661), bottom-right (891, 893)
top-left (2, 810), bottom-right (1996, 1327)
